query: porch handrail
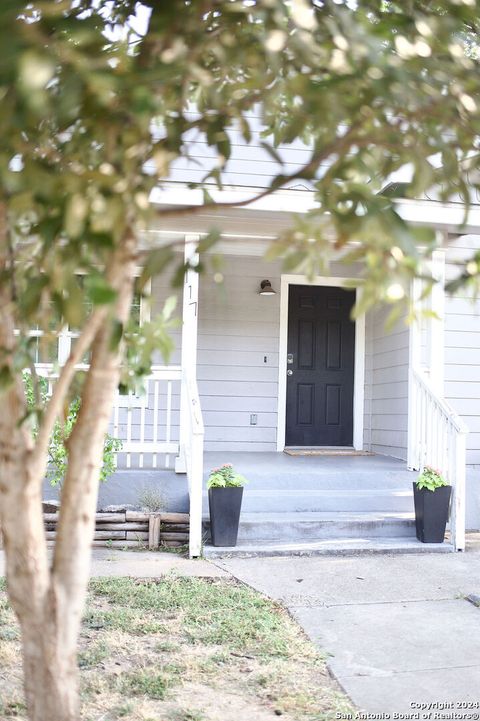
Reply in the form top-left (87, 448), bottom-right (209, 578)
top-left (180, 367), bottom-right (204, 558)
top-left (408, 366), bottom-right (468, 551)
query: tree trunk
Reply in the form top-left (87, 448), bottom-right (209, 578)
top-left (20, 602), bottom-right (78, 721)
top-left (0, 219), bottom-right (137, 721)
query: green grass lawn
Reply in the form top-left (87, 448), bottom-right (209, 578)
top-left (0, 575), bottom-right (353, 721)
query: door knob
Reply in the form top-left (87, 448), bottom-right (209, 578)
top-left (287, 369), bottom-right (293, 376)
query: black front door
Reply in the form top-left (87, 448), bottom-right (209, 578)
top-left (285, 285), bottom-right (355, 447)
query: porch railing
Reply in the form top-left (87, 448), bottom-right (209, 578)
top-left (408, 367), bottom-right (468, 551)
top-left (179, 368), bottom-right (204, 558)
top-left (111, 365), bottom-right (181, 468)
top-left (36, 363), bottom-right (182, 469)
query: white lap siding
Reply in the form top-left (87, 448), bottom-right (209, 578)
top-left (197, 256), bottom-right (367, 452)
top-left (444, 234), bottom-right (480, 466)
top-left (197, 256), bottom-right (281, 452)
top-left (364, 306), bottom-right (410, 460)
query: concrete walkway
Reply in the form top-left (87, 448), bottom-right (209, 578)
top-left (0, 548), bottom-right (230, 579)
top-left (215, 549), bottom-right (480, 714)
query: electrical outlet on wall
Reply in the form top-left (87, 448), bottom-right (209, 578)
top-left (250, 414), bottom-right (258, 425)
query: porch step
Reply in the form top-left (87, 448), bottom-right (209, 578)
top-left (202, 488), bottom-right (414, 513)
top-left (203, 537), bottom-right (454, 559)
top-left (203, 511), bottom-right (416, 543)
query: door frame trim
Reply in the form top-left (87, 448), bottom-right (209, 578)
top-left (276, 274), bottom-right (365, 452)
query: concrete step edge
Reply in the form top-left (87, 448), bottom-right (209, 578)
top-left (202, 489), bottom-right (413, 497)
top-left (203, 538), bottom-right (454, 559)
top-left (202, 512), bottom-right (415, 522)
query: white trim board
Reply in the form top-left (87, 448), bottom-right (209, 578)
top-left (276, 275), bottom-right (366, 452)
top-left (151, 184), bottom-right (480, 234)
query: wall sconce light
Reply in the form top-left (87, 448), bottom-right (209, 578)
top-left (259, 279), bottom-right (276, 296)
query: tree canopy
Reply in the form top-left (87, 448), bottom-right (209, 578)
top-left (2, 0), bottom-right (480, 377)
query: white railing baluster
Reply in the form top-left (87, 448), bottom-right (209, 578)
top-left (153, 379), bottom-right (159, 469)
top-left (126, 404), bottom-right (132, 469)
top-left (139, 393), bottom-right (145, 469)
top-left (166, 379), bottom-right (172, 469)
top-left (408, 367), bottom-right (468, 551)
top-left (113, 400), bottom-right (119, 468)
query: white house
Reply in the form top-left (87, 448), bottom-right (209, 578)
top-left (41, 117), bottom-right (480, 558)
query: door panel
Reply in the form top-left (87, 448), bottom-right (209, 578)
top-left (285, 285), bottom-right (355, 446)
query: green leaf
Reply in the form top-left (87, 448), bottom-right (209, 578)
top-left (260, 141), bottom-right (284, 166)
top-left (63, 276), bottom-right (85, 328)
top-left (85, 276), bottom-right (118, 306)
top-left (20, 275), bottom-right (49, 318)
top-left (137, 248), bottom-right (174, 291)
top-left (109, 320), bottom-right (124, 352)
top-left (161, 295), bottom-right (177, 321)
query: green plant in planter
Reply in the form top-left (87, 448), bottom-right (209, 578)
top-left (416, 466), bottom-right (448, 492)
top-left (207, 463), bottom-right (248, 489)
top-left (413, 466), bottom-right (451, 543)
top-left (207, 464), bottom-right (248, 547)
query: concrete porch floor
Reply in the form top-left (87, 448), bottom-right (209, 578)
top-left (202, 451), bottom-right (416, 489)
top-left (57, 450), bottom-right (416, 514)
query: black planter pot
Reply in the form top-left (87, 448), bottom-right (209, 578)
top-left (413, 483), bottom-right (452, 543)
top-left (208, 487), bottom-right (244, 547)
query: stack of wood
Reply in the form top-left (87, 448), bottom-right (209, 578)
top-left (43, 511), bottom-right (189, 549)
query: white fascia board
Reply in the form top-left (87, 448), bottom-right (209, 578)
top-left (150, 184), bottom-right (480, 234)
top-left (149, 184), bottom-right (318, 214)
top-left (394, 199), bottom-right (480, 234)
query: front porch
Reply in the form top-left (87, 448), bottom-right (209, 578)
top-left (165, 232), bottom-right (467, 556)
top-left (38, 210), bottom-right (470, 556)
top-left (88, 451), bottom-right (456, 555)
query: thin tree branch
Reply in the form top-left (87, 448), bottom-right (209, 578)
top-left (27, 353), bottom-right (41, 410)
top-left (30, 306), bottom-right (108, 474)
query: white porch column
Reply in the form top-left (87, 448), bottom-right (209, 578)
top-left (175, 234), bottom-right (200, 473)
top-left (407, 277), bottom-right (422, 470)
top-left (428, 246), bottom-right (446, 394)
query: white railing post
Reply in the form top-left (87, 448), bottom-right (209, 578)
top-left (189, 428), bottom-right (204, 558)
top-left (180, 371), bottom-right (205, 558)
top-left (176, 234), bottom-right (200, 474)
top-left (451, 431), bottom-right (467, 552)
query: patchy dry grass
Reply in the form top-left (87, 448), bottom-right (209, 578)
top-left (0, 575), bottom-right (353, 721)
